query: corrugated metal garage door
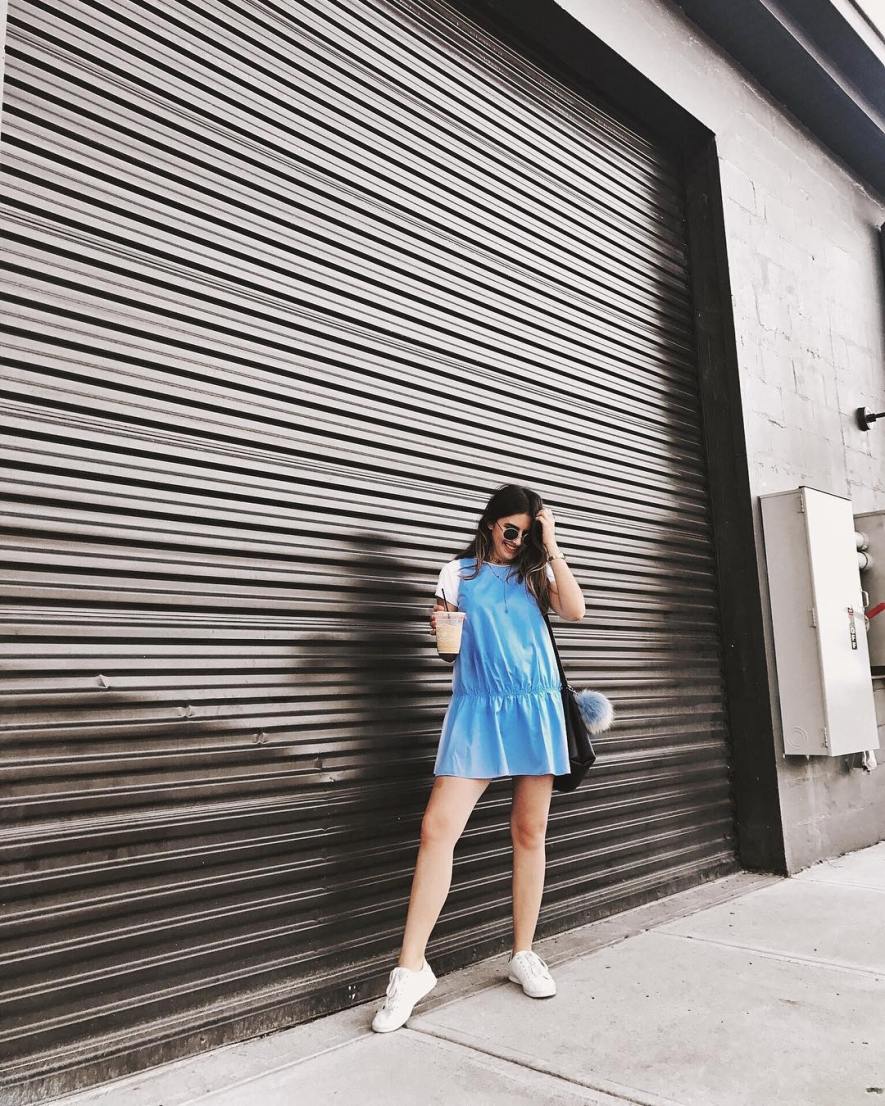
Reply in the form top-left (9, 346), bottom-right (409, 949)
top-left (0, 0), bottom-right (737, 1096)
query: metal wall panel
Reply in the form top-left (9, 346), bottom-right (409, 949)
top-left (0, 0), bottom-right (737, 1096)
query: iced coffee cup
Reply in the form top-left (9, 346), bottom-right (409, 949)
top-left (435, 611), bottom-right (466, 662)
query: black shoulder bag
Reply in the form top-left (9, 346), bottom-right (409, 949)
top-left (541, 611), bottom-right (613, 793)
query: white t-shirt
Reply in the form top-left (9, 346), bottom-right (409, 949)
top-left (435, 558), bottom-right (555, 607)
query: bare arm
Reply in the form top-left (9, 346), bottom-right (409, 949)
top-left (545, 551), bottom-right (585, 621)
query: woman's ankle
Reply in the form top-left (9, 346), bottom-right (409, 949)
top-left (397, 954), bottom-right (425, 971)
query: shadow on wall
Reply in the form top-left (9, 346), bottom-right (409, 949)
top-left (286, 530), bottom-right (451, 965)
top-left (308, 528), bottom-right (445, 792)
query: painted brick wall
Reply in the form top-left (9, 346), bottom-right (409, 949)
top-left (559, 0), bottom-right (885, 871)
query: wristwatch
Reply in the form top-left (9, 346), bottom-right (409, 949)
top-left (547, 552), bottom-right (566, 563)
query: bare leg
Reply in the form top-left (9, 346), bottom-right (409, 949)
top-left (398, 776), bottom-right (490, 971)
top-left (510, 774), bottom-right (554, 953)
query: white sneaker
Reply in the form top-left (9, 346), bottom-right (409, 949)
top-left (371, 959), bottom-right (437, 1032)
top-left (507, 950), bottom-right (556, 997)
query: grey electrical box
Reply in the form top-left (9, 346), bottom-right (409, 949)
top-left (854, 507), bottom-right (885, 672)
top-left (760, 486), bottom-right (879, 756)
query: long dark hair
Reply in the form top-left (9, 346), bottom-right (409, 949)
top-left (453, 484), bottom-right (552, 611)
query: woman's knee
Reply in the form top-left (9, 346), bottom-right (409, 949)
top-left (419, 809), bottom-right (462, 849)
top-left (419, 779), bottom-right (487, 848)
top-left (510, 815), bottom-right (548, 849)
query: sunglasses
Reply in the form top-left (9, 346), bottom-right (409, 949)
top-left (496, 520), bottom-right (534, 542)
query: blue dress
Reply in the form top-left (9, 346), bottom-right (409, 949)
top-left (434, 557), bottom-right (570, 778)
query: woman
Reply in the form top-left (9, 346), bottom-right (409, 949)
top-left (372, 484), bottom-right (586, 1032)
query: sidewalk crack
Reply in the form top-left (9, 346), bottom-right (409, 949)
top-left (657, 931), bottom-right (885, 977)
top-left (406, 1023), bottom-right (690, 1106)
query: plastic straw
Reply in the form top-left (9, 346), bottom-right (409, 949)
top-left (440, 588), bottom-right (451, 611)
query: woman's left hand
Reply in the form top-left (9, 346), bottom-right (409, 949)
top-left (536, 505), bottom-right (556, 545)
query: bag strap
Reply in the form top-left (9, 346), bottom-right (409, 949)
top-left (541, 608), bottom-right (568, 689)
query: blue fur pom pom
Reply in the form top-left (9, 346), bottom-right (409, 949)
top-left (575, 689), bottom-right (615, 734)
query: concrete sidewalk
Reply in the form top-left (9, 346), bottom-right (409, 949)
top-left (57, 843), bottom-right (885, 1106)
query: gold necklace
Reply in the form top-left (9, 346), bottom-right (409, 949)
top-left (486, 558), bottom-right (511, 612)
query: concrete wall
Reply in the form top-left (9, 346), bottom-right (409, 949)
top-left (557, 0), bottom-right (885, 871)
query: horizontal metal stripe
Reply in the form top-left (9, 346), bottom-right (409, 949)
top-left (352, 0), bottom-right (681, 178)
top-left (0, 307), bottom-right (704, 467)
top-left (0, 647), bottom-right (724, 672)
top-left (0, 512), bottom-right (718, 568)
top-left (1, 721), bottom-right (730, 761)
top-left (0, 444), bottom-right (716, 557)
top-left (1, 181), bottom-right (697, 389)
top-left (0, 551), bottom-right (723, 593)
top-left (2, 743), bottom-right (731, 778)
top-left (0, 634), bottom-right (727, 656)
top-left (0, 608), bottom-right (724, 638)
top-left (0, 489), bottom-right (717, 560)
top-left (1, 631), bottom-right (729, 667)
top-left (0, 639), bottom-right (727, 675)
top-left (89, 0), bottom-right (690, 247)
top-left (0, 679), bottom-right (728, 710)
top-left (1, 770), bottom-right (731, 851)
top-left (1, 116), bottom-right (698, 361)
top-left (2, 824), bottom-right (736, 970)
top-left (5, 2), bottom-right (690, 272)
top-left (1, 218), bottom-right (701, 410)
top-left (2, 830), bottom-right (736, 986)
top-left (1, 291), bottom-right (703, 446)
top-left (3, 762), bottom-right (733, 826)
top-left (7, 3), bottom-right (692, 285)
top-left (1, 721), bottom-right (730, 768)
top-left (0, 418), bottom-right (708, 522)
top-left (2, 71), bottom-right (695, 348)
top-left (2, 261), bottom-right (696, 424)
top-left (2, 792), bottom-right (730, 891)
top-left (3, 59), bottom-right (695, 343)
top-left (0, 348), bottom-right (711, 493)
top-left (3, 808), bottom-right (736, 945)
top-left (152, 0), bottom-right (686, 203)
top-left (0, 644), bottom-right (724, 674)
top-left (0, 519), bottom-right (710, 582)
top-left (0, 566), bottom-right (723, 603)
top-left (0, 500), bottom-right (721, 574)
top-left (2, 106), bottom-right (693, 346)
top-left (0, 607), bottom-right (725, 637)
top-left (2, 747), bottom-right (732, 793)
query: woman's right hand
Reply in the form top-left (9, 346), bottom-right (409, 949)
top-left (430, 602), bottom-right (452, 636)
